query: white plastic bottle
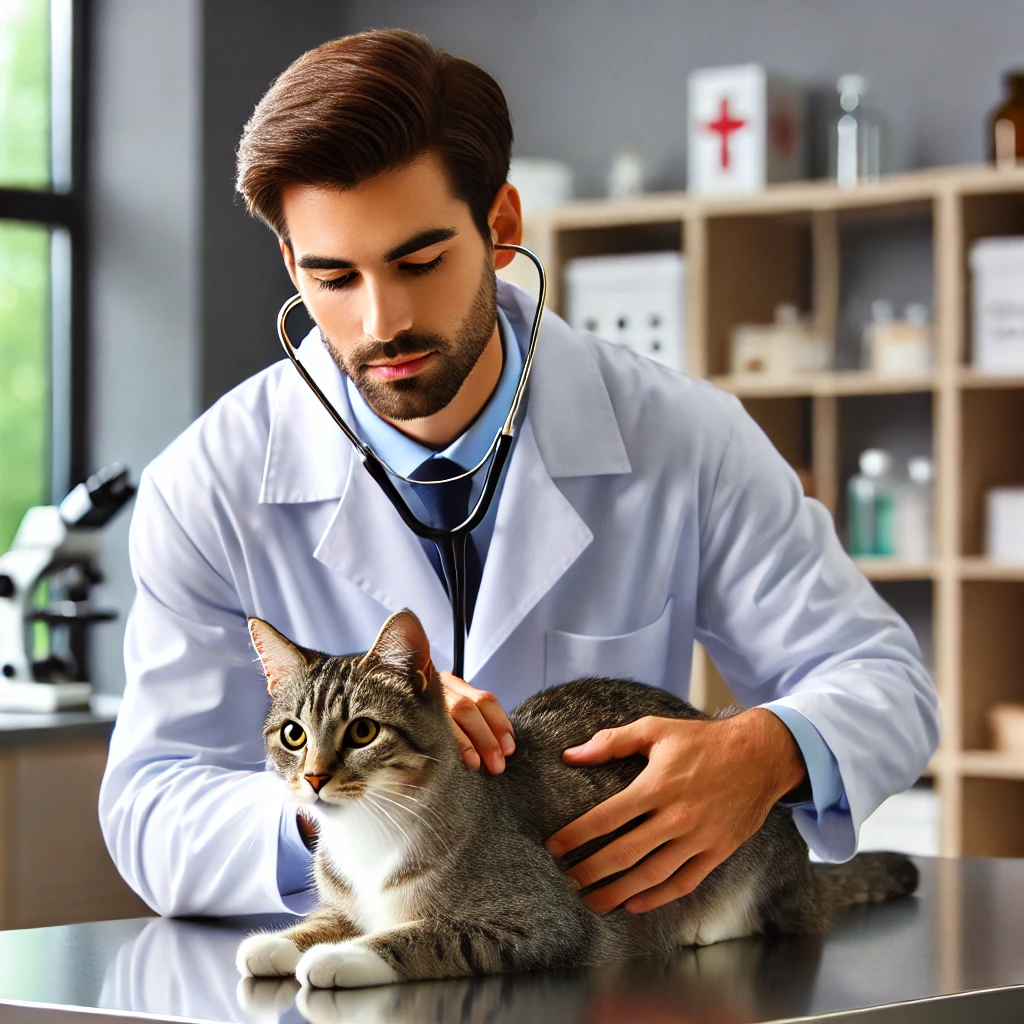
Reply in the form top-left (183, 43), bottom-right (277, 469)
top-left (896, 456), bottom-right (933, 561)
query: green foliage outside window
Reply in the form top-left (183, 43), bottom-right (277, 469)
top-left (0, 0), bottom-right (51, 189)
top-left (0, 224), bottom-right (49, 553)
top-left (0, 0), bottom-right (52, 553)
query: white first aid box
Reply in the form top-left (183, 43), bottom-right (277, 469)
top-left (687, 63), bottom-right (806, 193)
top-left (563, 252), bottom-right (686, 373)
top-left (970, 237), bottom-right (1024, 373)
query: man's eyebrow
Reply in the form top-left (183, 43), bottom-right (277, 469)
top-left (296, 227), bottom-right (459, 272)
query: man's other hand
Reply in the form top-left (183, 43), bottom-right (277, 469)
top-left (438, 672), bottom-right (516, 774)
top-left (543, 710), bottom-right (807, 915)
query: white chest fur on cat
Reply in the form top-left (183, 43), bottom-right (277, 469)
top-left (316, 798), bottom-right (417, 934)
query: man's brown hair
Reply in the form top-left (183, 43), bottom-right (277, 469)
top-left (236, 29), bottom-right (513, 240)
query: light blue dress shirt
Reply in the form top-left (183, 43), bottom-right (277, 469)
top-left (345, 304), bottom-right (523, 567)
top-left (277, 307), bottom-right (846, 897)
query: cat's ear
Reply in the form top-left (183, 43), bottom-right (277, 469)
top-left (248, 618), bottom-right (310, 694)
top-left (359, 608), bottom-right (435, 695)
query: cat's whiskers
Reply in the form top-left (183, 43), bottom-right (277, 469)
top-left (373, 787), bottom-right (455, 857)
top-left (410, 752), bottom-right (443, 764)
top-left (364, 793), bottom-right (416, 851)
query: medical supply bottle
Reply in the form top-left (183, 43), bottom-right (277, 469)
top-left (895, 457), bottom-right (933, 561)
top-left (827, 74), bottom-right (886, 187)
top-left (988, 71), bottom-right (1024, 168)
top-left (847, 449), bottom-right (896, 556)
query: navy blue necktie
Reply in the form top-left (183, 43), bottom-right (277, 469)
top-left (409, 457), bottom-right (483, 629)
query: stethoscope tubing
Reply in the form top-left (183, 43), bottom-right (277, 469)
top-left (276, 242), bottom-right (547, 677)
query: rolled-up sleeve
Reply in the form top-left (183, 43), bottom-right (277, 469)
top-left (98, 469), bottom-right (315, 917)
top-left (696, 398), bottom-right (940, 861)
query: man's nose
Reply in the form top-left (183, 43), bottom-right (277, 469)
top-left (304, 773), bottom-right (330, 794)
top-left (362, 278), bottom-right (413, 342)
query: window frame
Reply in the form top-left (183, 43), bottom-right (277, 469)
top-left (0, 0), bottom-right (89, 502)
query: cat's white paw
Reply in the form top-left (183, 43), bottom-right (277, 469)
top-left (296, 941), bottom-right (400, 989)
top-left (236, 933), bottom-right (302, 977)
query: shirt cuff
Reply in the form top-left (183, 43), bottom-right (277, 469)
top-left (762, 703), bottom-right (848, 819)
top-left (277, 802), bottom-right (315, 899)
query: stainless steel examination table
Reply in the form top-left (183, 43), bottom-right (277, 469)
top-left (0, 857), bottom-right (1020, 1024)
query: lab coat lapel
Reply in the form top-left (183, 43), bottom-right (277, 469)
top-left (313, 458), bottom-right (455, 667)
top-left (463, 283), bottom-right (633, 679)
top-left (463, 417), bottom-right (593, 679)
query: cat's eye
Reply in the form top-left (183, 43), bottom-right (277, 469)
top-left (280, 721), bottom-right (307, 750)
top-left (346, 718), bottom-right (379, 748)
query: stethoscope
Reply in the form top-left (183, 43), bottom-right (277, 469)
top-left (276, 243), bottom-right (547, 679)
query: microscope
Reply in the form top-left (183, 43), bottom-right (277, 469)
top-left (0, 464), bottom-right (135, 712)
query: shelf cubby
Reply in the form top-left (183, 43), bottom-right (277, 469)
top-left (961, 777), bottom-right (1024, 857)
top-left (960, 580), bottom-right (1024, 753)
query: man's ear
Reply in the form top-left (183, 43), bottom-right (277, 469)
top-left (487, 183), bottom-right (523, 272)
top-left (248, 617), bottom-right (310, 694)
top-left (358, 609), bottom-right (435, 695)
top-left (279, 237), bottom-right (300, 290)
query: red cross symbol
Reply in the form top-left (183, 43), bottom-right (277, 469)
top-left (704, 96), bottom-right (748, 171)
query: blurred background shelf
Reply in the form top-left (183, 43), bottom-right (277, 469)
top-left (712, 371), bottom-right (937, 398)
top-left (523, 163), bottom-right (1024, 859)
top-left (854, 558), bottom-right (937, 581)
top-left (958, 558), bottom-right (1024, 580)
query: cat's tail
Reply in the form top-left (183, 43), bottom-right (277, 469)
top-left (813, 852), bottom-right (919, 910)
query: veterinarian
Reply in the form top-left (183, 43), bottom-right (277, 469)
top-left (99, 29), bottom-right (939, 918)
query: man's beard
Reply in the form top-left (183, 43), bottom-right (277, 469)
top-left (320, 261), bottom-right (497, 422)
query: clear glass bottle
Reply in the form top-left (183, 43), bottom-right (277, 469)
top-left (895, 456), bottom-right (933, 561)
top-left (828, 74), bottom-right (887, 188)
top-left (847, 449), bottom-right (896, 556)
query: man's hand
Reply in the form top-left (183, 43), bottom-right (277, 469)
top-left (544, 710), bottom-right (807, 915)
top-left (438, 672), bottom-right (515, 774)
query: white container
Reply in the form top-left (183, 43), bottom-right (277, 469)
top-left (970, 237), bottom-right (1024, 373)
top-left (862, 301), bottom-right (933, 375)
top-left (564, 252), bottom-right (686, 373)
top-left (730, 304), bottom-right (831, 376)
top-left (985, 487), bottom-right (1024, 563)
top-left (687, 63), bottom-right (806, 193)
top-left (895, 456), bottom-right (933, 561)
top-left (507, 157), bottom-right (573, 214)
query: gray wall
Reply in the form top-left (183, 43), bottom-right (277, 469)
top-left (200, 0), bottom-right (343, 408)
top-left (87, 0), bottom-right (202, 691)
top-left (345, 0), bottom-right (1024, 195)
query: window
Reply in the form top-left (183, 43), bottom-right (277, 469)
top-left (0, 0), bottom-right (84, 552)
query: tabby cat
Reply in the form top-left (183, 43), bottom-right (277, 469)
top-left (236, 609), bottom-right (917, 989)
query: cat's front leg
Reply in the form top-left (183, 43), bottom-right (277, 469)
top-left (236, 910), bottom-right (363, 978)
top-left (296, 917), bottom-right (568, 988)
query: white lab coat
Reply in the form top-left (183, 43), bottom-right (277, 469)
top-left (99, 281), bottom-right (939, 918)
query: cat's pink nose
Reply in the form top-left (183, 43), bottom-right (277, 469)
top-left (304, 773), bottom-right (330, 794)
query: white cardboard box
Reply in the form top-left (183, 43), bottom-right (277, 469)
top-left (986, 487), bottom-right (1024, 563)
top-left (687, 63), bottom-right (806, 193)
top-left (970, 236), bottom-right (1024, 372)
top-left (563, 252), bottom-right (686, 373)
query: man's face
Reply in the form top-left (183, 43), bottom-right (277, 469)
top-left (279, 153), bottom-right (499, 422)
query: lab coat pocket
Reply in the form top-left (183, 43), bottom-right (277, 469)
top-left (544, 597), bottom-right (675, 688)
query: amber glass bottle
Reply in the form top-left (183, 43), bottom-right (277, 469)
top-left (989, 72), bottom-right (1024, 167)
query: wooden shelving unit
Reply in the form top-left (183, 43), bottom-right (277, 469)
top-left (520, 163), bottom-right (1024, 859)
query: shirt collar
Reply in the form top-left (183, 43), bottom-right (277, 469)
top-left (345, 306), bottom-right (524, 476)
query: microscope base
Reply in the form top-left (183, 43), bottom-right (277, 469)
top-left (0, 681), bottom-right (93, 713)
